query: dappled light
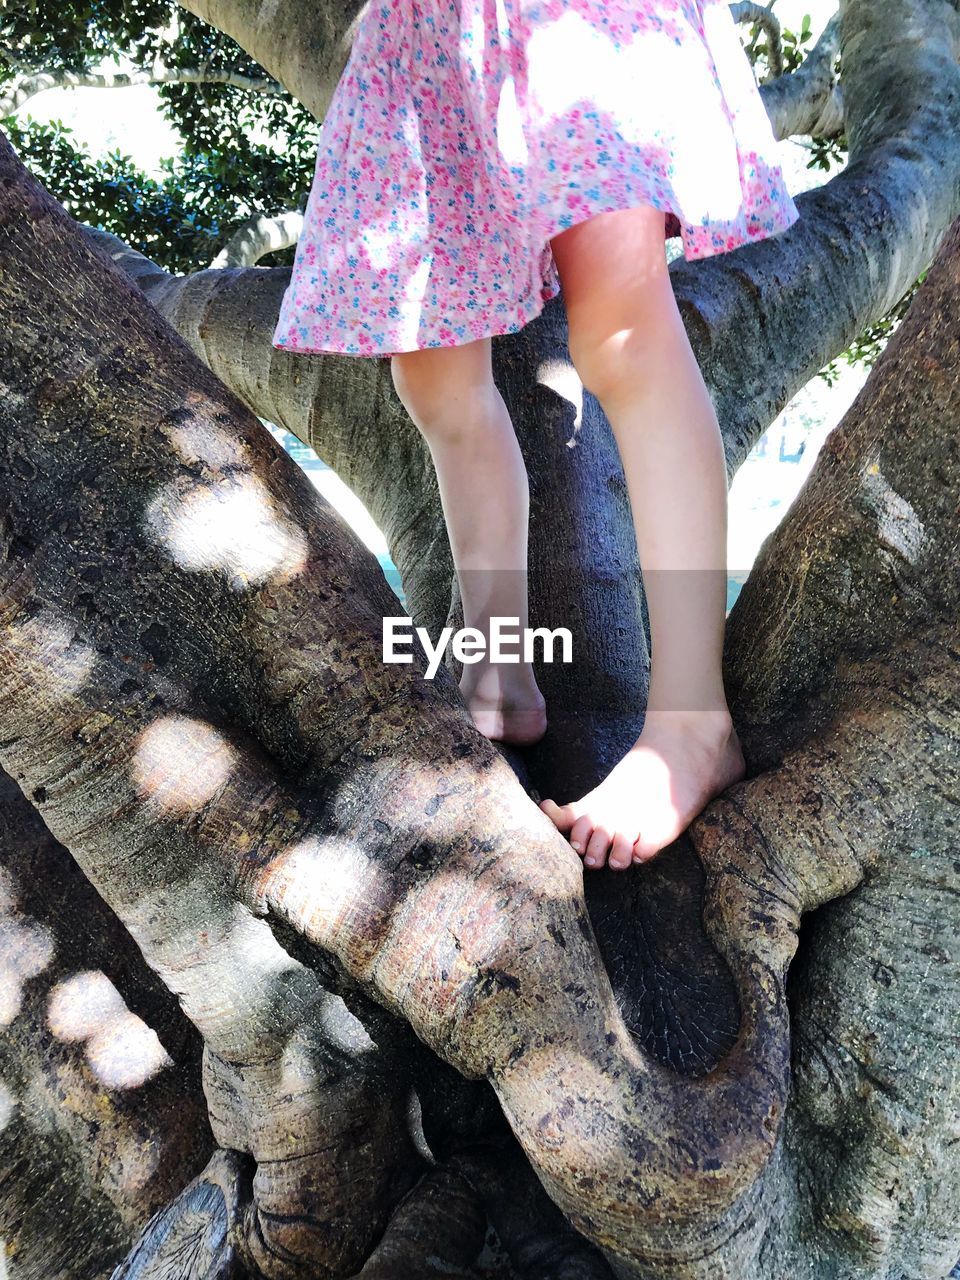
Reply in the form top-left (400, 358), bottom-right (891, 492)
top-left (860, 460), bottom-right (926, 564)
top-left (113, 1127), bottom-right (164, 1197)
top-left (127, 885), bottom-right (310, 1053)
top-left (495, 74), bottom-right (529, 168)
top-left (259, 769), bottom-right (588, 984)
top-left (85, 1010), bottom-right (172, 1090)
top-left (47, 967), bottom-right (127, 1042)
top-left (264, 834), bottom-right (373, 937)
top-left (2, 608), bottom-right (96, 703)
top-left (143, 472), bottom-right (309, 588)
top-left (229, 748), bottom-right (797, 1271)
top-left (3, 0), bottom-right (960, 1269)
top-left (275, 1001), bottom-right (376, 1098)
top-left (0, 913), bottom-right (55, 1027)
top-left (535, 357), bottom-right (584, 443)
top-left (47, 970), bottom-right (172, 1089)
top-left (162, 401), bottom-right (250, 472)
top-left (259, 754), bottom-right (583, 950)
top-left (131, 714), bottom-right (238, 816)
top-left (0, 1080), bottom-right (14, 1134)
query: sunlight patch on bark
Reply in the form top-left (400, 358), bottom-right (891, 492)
top-left (0, 1081), bottom-right (14, 1134)
top-left (163, 408), bottom-right (249, 470)
top-left (0, 915), bottom-right (55, 1026)
top-left (47, 970), bottom-right (172, 1089)
top-left (131, 714), bottom-right (238, 817)
top-left (143, 473), bottom-right (308, 587)
top-left (535, 356), bottom-right (584, 442)
top-left (3, 609), bottom-right (96, 701)
top-left (859, 460), bottom-right (927, 565)
top-left (264, 834), bottom-right (377, 938)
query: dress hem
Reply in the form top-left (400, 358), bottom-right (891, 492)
top-left (271, 286), bottom-right (560, 360)
top-left (272, 196), bottom-right (801, 360)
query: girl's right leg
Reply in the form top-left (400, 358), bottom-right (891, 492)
top-left (537, 205), bottom-right (745, 869)
top-left (391, 336), bottom-right (546, 745)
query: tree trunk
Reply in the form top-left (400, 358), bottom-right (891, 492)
top-left (1, 121), bottom-right (959, 1277)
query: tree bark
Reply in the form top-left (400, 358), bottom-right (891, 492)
top-left (0, 770), bottom-right (212, 1278)
top-left (210, 212), bottom-right (304, 270)
top-left (174, 0), bottom-right (368, 122)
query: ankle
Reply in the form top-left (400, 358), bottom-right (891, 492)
top-left (460, 660), bottom-right (544, 706)
top-left (641, 705), bottom-right (735, 743)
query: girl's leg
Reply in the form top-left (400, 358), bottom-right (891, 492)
top-left (539, 205), bottom-right (745, 869)
top-left (391, 336), bottom-right (546, 744)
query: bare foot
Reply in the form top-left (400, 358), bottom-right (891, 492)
top-left (461, 665), bottom-right (547, 746)
top-left (539, 710), bottom-right (745, 869)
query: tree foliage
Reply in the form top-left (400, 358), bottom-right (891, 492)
top-left (0, 0), bottom-right (318, 269)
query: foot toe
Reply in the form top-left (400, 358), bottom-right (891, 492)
top-left (608, 832), bottom-right (635, 869)
top-left (570, 814), bottom-right (594, 859)
top-left (539, 798), bottom-right (577, 832)
top-left (632, 834), bottom-right (664, 863)
top-left (583, 824), bottom-right (611, 869)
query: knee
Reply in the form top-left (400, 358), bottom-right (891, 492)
top-left (390, 352), bottom-right (438, 426)
top-left (566, 287), bottom-right (683, 404)
top-left (390, 352), bottom-right (495, 444)
top-left (566, 323), bottom-right (648, 404)
top-left (390, 352), bottom-right (457, 437)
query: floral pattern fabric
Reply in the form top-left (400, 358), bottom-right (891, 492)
top-left (272, 0), bottom-right (800, 359)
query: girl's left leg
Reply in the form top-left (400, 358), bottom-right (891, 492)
top-left (538, 205), bottom-right (746, 869)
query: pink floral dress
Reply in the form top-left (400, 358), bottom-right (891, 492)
top-left (272, 0), bottom-right (799, 359)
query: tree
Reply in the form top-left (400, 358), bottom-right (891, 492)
top-left (0, 1), bottom-right (958, 1277)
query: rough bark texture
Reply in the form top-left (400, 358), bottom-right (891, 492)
top-left (174, 0), bottom-right (367, 121)
top-left (721, 203), bottom-right (960, 1278)
top-left (0, 772), bottom-right (212, 1279)
top-left (0, 132), bottom-right (616, 1280)
top-left (2, 120), bottom-right (959, 1278)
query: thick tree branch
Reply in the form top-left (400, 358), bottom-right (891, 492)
top-left (175, 0), bottom-right (367, 120)
top-left (0, 134), bottom-right (807, 1275)
top-left (3, 71), bottom-right (960, 1280)
top-left (115, 1151), bottom-right (251, 1279)
top-left (4, 3), bottom-right (959, 1273)
top-left (759, 12), bottom-right (843, 138)
top-left (0, 770), bottom-right (212, 1276)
